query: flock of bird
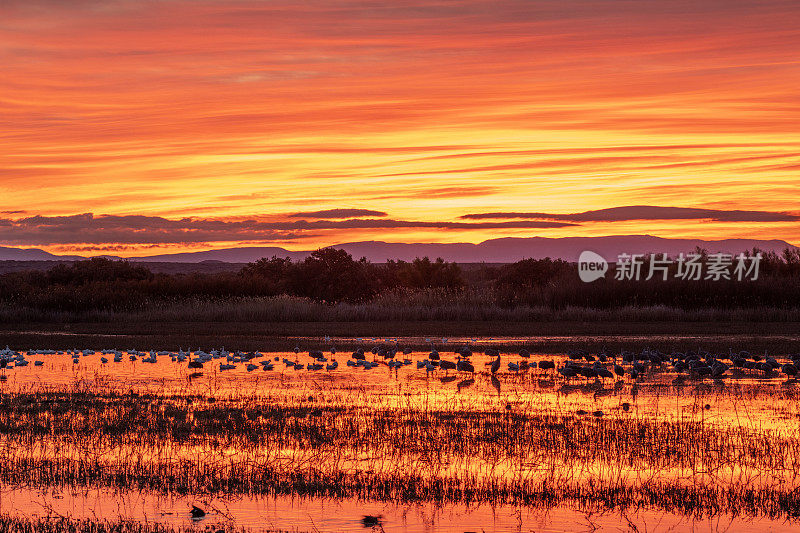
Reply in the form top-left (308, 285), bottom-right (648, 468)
top-left (1, 343), bottom-right (799, 381)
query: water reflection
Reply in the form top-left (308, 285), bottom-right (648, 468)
top-left (1, 340), bottom-right (799, 531)
top-left (2, 485), bottom-right (798, 532)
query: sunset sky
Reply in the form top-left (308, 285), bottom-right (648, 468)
top-left (1, 0), bottom-right (799, 255)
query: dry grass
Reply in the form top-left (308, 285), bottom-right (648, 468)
top-left (2, 293), bottom-right (800, 325)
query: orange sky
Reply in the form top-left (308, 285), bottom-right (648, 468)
top-left (1, 0), bottom-right (799, 255)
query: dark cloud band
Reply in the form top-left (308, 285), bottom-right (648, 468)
top-left (0, 213), bottom-right (575, 246)
top-left (288, 209), bottom-right (388, 219)
top-left (460, 205), bottom-right (800, 222)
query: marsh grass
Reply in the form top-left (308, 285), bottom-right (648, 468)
top-left (2, 290), bottom-right (800, 325)
top-left (0, 515), bottom-right (302, 533)
top-left (2, 382), bottom-right (800, 520)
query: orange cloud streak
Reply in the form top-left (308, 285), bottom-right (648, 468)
top-left (1, 0), bottom-right (799, 254)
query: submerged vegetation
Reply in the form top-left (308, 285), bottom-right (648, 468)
top-left (2, 371), bottom-right (800, 521)
top-left (2, 341), bottom-right (800, 529)
top-left (0, 515), bottom-right (298, 533)
top-left (0, 247), bottom-right (799, 324)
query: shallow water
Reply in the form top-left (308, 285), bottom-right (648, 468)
top-left (2, 339), bottom-right (800, 532)
top-left (2, 485), bottom-right (798, 532)
top-left (2, 344), bottom-right (798, 427)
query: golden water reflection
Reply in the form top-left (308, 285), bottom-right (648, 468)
top-left (1, 342), bottom-right (800, 531)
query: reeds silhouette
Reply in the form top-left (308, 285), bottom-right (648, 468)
top-left (1, 378), bottom-right (799, 520)
top-left (0, 515), bottom-right (302, 533)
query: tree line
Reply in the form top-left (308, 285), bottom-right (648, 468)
top-left (0, 247), bottom-right (798, 313)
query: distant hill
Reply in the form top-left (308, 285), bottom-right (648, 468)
top-left (127, 236), bottom-right (797, 263)
top-left (0, 236), bottom-right (795, 264)
top-left (0, 246), bottom-right (84, 261)
top-left (127, 246), bottom-right (309, 263)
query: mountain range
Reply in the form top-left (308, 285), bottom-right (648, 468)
top-left (0, 235), bottom-right (796, 264)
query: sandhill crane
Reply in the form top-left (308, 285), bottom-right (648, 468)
top-left (538, 360), bottom-right (555, 372)
top-left (595, 366), bottom-right (613, 380)
top-left (558, 365), bottom-right (577, 379)
top-left (457, 360), bottom-right (474, 373)
top-left (440, 360), bottom-right (456, 372)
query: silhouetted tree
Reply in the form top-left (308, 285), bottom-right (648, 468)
top-left (240, 256), bottom-right (293, 278)
top-left (495, 257), bottom-right (572, 306)
top-left (238, 256), bottom-right (294, 294)
top-left (46, 258), bottom-right (152, 285)
top-left (496, 258), bottom-right (571, 289)
top-left (293, 248), bottom-right (379, 302)
top-left (386, 257), bottom-right (464, 289)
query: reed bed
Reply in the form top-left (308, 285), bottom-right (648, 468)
top-left (1, 382), bottom-right (800, 521)
top-left (3, 295), bottom-right (800, 325)
top-left (0, 515), bottom-right (301, 533)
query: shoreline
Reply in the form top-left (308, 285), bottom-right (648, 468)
top-left (2, 320), bottom-right (798, 353)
